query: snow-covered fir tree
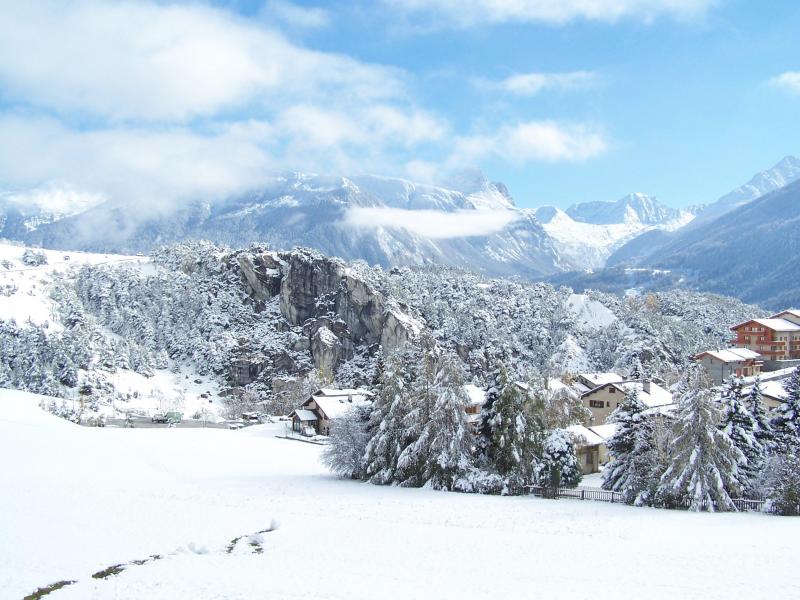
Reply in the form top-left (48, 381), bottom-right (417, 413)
top-left (602, 387), bottom-right (659, 504)
top-left (363, 352), bottom-right (411, 485)
top-left (476, 360), bottom-right (504, 462)
top-left (485, 374), bottom-right (539, 491)
top-left (746, 378), bottom-right (776, 455)
top-left (719, 377), bottom-right (764, 496)
top-left (537, 428), bottom-right (582, 489)
top-left (771, 367), bottom-right (800, 451)
top-left (658, 366), bottom-right (743, 511)
top-left (395, 334), bottom-right (439, 487)
top-left (416, 355), bottom-right (473, 490)
top-left (764, 448), bottom-right (800, 516)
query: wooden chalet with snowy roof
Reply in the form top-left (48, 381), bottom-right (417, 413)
top-left (289, 388), bottom-right (373, 436)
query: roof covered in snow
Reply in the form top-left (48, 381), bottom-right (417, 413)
top-left (732, 318), bottom-right (800, 332)
top-left (307, 389), bottom-right (371, 420)
top-left (464, 384), bottom-right (486, 407)
top-left (695, 348), bottom-right (761, 363)
top-left (615, 381), bottom-right (673, 408)
top-left (578, 372), bottom-right (624, 389)
top-left (292, 409), bottom-right (317, 421)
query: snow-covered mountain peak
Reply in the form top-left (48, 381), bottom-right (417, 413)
top-left (566, 192), bottom-right (680, 226)
top-left (715, 155), bottom-right (800, 209)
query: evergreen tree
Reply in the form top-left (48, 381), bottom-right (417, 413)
top-left (363, 352), bottom-right (410, 485)
top-left (476, 360), bottom-right (504, 461)
top-left (719, 377), bottom-right (763, 496)
top-left (537, 428), bottom-right (582, 489)
top-left (746, 378), bottom-right (775, 454)
top-left (486, 376), bottom-right (537, 491)
top-left (771, 367), bottom-right (800, 451)
top-left (395, 335), bottom-right (438, 487)
top-left (602, 386), bottom-right (658, 504)
top-left (417, 355), bottom-right (473, 490)
top-left (658, 367), bottom-right (743, 511)
top-left (765, 446), bottom-right (800, 516)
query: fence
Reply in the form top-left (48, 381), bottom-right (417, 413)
top-left (523, 485), bottom-right (772, 513)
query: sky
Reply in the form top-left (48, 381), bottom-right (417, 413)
top-left (0, 0), bottom-right (798, 213)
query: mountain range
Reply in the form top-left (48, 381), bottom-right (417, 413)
top-left (1, 156), bottom-right (799, 308)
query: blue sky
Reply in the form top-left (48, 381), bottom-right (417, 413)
top-left (0, 0), bottom-right (798, 212)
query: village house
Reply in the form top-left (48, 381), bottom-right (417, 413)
top-left (289, 388), bottom-right (372, 436)
top-left (580, 380), bottom-right (673, 426)
top-left (464, 384), bottom-right (487, 432)
top-left (567, 423), bottom-right (616, 475)
top-left (573, 372), bottom-right (625, 395)
top-left (731, 312), bottom-right (800, 362)
top-left (694, 348), bottom-right (762, 385)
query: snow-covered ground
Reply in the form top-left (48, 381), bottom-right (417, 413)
top-left (0, 241), bottom-right (149, 330)
top-left (2, 388), bottom-right (798, 600)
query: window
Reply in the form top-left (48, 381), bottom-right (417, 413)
top-left (609, 388), bottom-right (616, 394)
top-left (589, 400), bottom-right (604, 408)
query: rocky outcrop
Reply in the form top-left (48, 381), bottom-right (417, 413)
top-left (311, 326), bottom-right (341, 374)
top-left (235, 246), bottom-right (423, 373)
top-left (236, 251), bottom-right (286, 305)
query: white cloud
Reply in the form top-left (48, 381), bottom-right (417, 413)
top-left (262, 0), bottom-right (331, 29)
top-left (385, 0), bottom-right (719, 27)
top-left (769, 71), bottom-right (800, 95)
top-left (343, 207), bottom-right (520, 238)
top-left (483, 71), bottom-right (598, 96)
top-left (452, 121), bottom-right (608, 165)
top-left (0, 116), bottom-right (277, 215)
top-left (4, 183), bottom-right (106, 216)
top-left (0, 1), bottom-right (400, 122)
top-left (0, 1), bottom-right (611, 220)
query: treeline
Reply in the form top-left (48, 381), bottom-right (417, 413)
top-left (323, 335), bottom-right (586, 494)
top-left (602, 365), bottom-right (800, 515)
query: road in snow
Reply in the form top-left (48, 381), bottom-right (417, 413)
top-left (1, 389), bottom-right (798, 599)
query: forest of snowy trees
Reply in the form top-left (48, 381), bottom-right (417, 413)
top-left (1, 241), bottom-right (798, 513)
top-left (323, 339), bottom-right (584, 495)
top-left (324, 357), bottom-right (800, 514)
top-left (600, 365), bottom-right (800, 514)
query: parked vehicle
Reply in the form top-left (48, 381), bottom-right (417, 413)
top-left (152, 411), bottom-right (182, 424)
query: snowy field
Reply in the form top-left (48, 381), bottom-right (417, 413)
top-left (2, 389), bottom-right (798, 600)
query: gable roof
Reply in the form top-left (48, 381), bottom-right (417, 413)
top-left (583, 380), bottom-right (673, 408)
top-left (695, 348), bottom-right (761, 363)
top-left (771, 309), bottom-right (800, 319)
top-left (731, 318), bottom-right (800, 332)
top-left (578, 372), bottom-right (624, 388)
top-left (291, 409), bottom-right (318, 421)
top-left (305, 389), bottom-right (372, 420)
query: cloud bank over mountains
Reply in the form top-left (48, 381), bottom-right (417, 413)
top-left (0, 0), bottom-right (610, 216)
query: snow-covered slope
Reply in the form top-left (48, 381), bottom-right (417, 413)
top-left (566, 192), bottom-right (687, 226)
top-left (698, 155), bottom-right (800, 224)
top-left (534, 200), bottom-right (694, 269)
top-left (3, 388), bottom-right (797, 600)
top-left (15, 171), bottom-right (562, 279)
top-left (0, 242), bottom-right (147, 329)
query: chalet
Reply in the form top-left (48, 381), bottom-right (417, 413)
top-left (580, 380), bottom-right (673, 426)
top-left (289, 388), bottom-right (372, 436)
top-left (574, 373), bottom-right (624, 395)
top-left (731, 315), bottom-right (800, 361)
top-left (464, 384), bottom-right (487, 432)
top-left (694, 348), bottom-right (762, 385)
top-left (568, 424), bottom-right (616, 474)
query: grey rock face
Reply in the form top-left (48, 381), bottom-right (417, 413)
top-left (311, 326), bottom-right (342, 374)
top-left (237, 246), bottom-right (423, 373)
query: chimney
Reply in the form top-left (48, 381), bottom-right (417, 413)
top-left (643, 380), bottom-right (651, 394)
